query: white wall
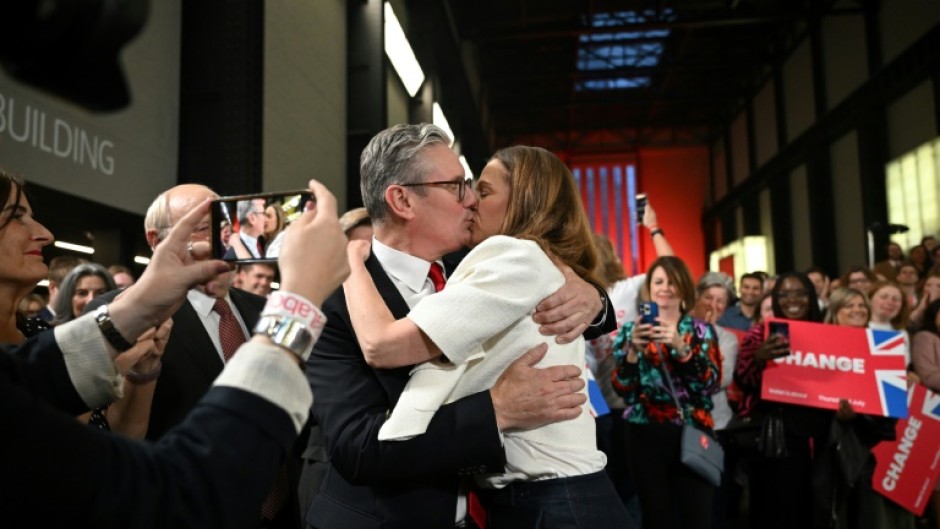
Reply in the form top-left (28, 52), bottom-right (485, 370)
top-left (753, 81), bottom-right (778, 166)
top-left (887, 80), bottom-right (937, 160)
top-left (880, 0), bottom-right (940, 64)
top-left (731, 111), bottom-right (750, 185)
top-left (264, 0), bottom-right (347, 205)
top-left (790, 165), bottom-right (812, 270)
top-left (783, 39), bottom-right (815, 142)
top-left (830, 131), bottom-right (865, 268)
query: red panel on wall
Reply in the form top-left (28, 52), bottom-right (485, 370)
top-left (636, 147), bottom-right (709, 279)
top-left (719, 255), bottom-right (735, 279)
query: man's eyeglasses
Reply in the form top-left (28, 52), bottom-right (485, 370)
top-left (399, 178), bottom-right (473, 202)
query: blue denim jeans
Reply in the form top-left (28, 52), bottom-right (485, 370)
top-left (476, 470), bottom-right (636, 529)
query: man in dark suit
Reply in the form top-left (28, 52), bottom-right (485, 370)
top-left (304, 124), bottom-right (614, 528)
top-left (90, 183), bottom-right (295, 528)
top-left (4, 179), bottom-right (349, 528)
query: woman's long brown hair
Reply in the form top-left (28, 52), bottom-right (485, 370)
top-left (491, 146), bottom-right (600, 286)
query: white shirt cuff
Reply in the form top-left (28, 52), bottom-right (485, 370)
top-left (213, 341), bottom-right (312, 433)
top-left (53, 314), bottom-right (122, 408)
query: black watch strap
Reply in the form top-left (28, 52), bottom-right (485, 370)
top-left (93, 304), bottom-right (134, 352)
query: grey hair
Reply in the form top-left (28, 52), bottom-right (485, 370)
top-left (359, 123), bottom-right (452, 224)
top-left (144, 184), bottom-right (219, 245)
top-left (696, 271), bottom-right (736, 302)
top-left (237, 200), bottom-right (255, 225)
top-left (52, 263), bottom-right (116, 325)
top-left (144, 189), bottom-right (173, 242)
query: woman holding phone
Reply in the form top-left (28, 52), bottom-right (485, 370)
top-left (611, 256), bottom-right (722, 529)
top-left (342, 145), bottom-right (632, 528)
top-left (733, 272), bottom-right (827, 529)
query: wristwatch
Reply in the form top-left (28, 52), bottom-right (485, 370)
top-left (253, 315), bottom-right (314, 360)
top-left (93, 304), bottom-right (134, 353)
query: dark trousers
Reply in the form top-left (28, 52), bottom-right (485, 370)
top-left (596, 410), bottom-right (638, 505)
top-left (625, 422), bottom-right (715, 529)
top-left (712, 430), bottom-right (744, 529)
top-left (477, 470), bottom-right (635, 529)
top-left (746, 435), bottom-right (814, 529)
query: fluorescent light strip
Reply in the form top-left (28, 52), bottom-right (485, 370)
top-left (432, 102), bottom-right (454, 142)
top-left (134, 256), bottom-right (151, 265)
top-left (54, 241), bottom-right (94, 254)
top-left (459, 155), bottom-right (473, 180)
top-left (384, 2), bottom-right (425, 97)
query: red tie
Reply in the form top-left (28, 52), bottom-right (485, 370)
top-left (213, 299), bottom-right (245, 362)
top-left (428, 262), bottom-right (446, 292)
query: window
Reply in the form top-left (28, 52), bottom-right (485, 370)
top-left (886, 137), bottom-right (940, 248)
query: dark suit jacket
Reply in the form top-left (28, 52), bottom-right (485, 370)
top-left (86, 287), bottom-right (266, 439)
top-left (304, 253), bottom-right (507, 529)
top-left (147, 287), bottom-right (265, 439)
top-left (1, 328), bottom-right (296, 529)
top-left (85, 287), bottom-right (303, 528)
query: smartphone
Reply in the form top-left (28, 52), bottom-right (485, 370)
top-left (635, 193), bottom-right (648, 222)
top-left (767, 320), bottom-right (792, 356)
top-left (638, 301), bottom-right (659, 325)
top-left (210, 190), bottom-right (313, 263)
top-left (768, 321), bottom-right (789, 340)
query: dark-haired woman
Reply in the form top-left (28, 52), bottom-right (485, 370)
top-left (0, 170), bottom-right (54, 346)
top-left (0, 169), bottom-right (168, 439)
top-left (734, 272), bottom-right (830, 529)
top-left (612, 255), bottom-right (722, 529)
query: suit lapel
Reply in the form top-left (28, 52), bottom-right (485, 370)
top-left (228, 288), bottom-right (264, 330)
top-left (171, 300), bottom-right (224, 380)
top-left (365, 252), bottom-right (411, 319)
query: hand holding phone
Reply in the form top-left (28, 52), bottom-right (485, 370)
top-left (759, 320), bottom-right (791, 360)
top-left (635, 193), bottom-right (648, 222)
top-left (638, 301), bottom-right (659, 325)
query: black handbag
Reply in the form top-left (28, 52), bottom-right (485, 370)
top-left (657, 350), bottom-right (724, 487)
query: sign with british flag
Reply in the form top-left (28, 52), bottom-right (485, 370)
top-left (872, 384), bottom-right (940, 515)
top-left (760, 319), bottom-right (909, 418)
top-left (585, 364), bottom-right (610, 417)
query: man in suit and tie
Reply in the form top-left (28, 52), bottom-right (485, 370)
top-left (140, 184), bottom-right (267, 439)
top-left (238, 197), bottom-right (268, 258)
top-left (304, 124), bottom-right (615, 528)
top-left (90, 184), bottom-right (296, 528)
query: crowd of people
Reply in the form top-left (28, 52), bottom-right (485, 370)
top-left (3, 122), bottom-right (940, 529)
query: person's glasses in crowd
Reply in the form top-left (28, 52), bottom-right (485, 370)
top-left (399, 177), bottom-right (473, 202)
top-left (778, 289), bottom-right (810, 300)
top-left (849, 277), bottom-right (871, 286)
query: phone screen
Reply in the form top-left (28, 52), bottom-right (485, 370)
top-left (768, 321), bottom-right (789, 340)
top-left (767, 320), bottom-right (791, 356)
top-left (210, 190), bottom-right (313, 263)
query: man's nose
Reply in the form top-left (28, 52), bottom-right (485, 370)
top-left (464, 188), bottom-right (479, 209)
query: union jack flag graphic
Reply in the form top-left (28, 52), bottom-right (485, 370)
top-left (585, 364), bottom-right (610, 418)
top-left (868, 329), bottom-right (909, 419)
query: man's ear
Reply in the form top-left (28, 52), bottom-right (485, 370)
top-left (145, 229), bottom-right (161, 251)
top-left (384, 185), bottom-right (416, 221)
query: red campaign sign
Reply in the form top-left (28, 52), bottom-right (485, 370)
top-left (760, 319), bottom-right (909, 418)
top-left (872, 384), bottom-right (940, 515)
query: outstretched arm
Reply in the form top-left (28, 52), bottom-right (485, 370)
top-left (343, 240), bottom-right (442, 368)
